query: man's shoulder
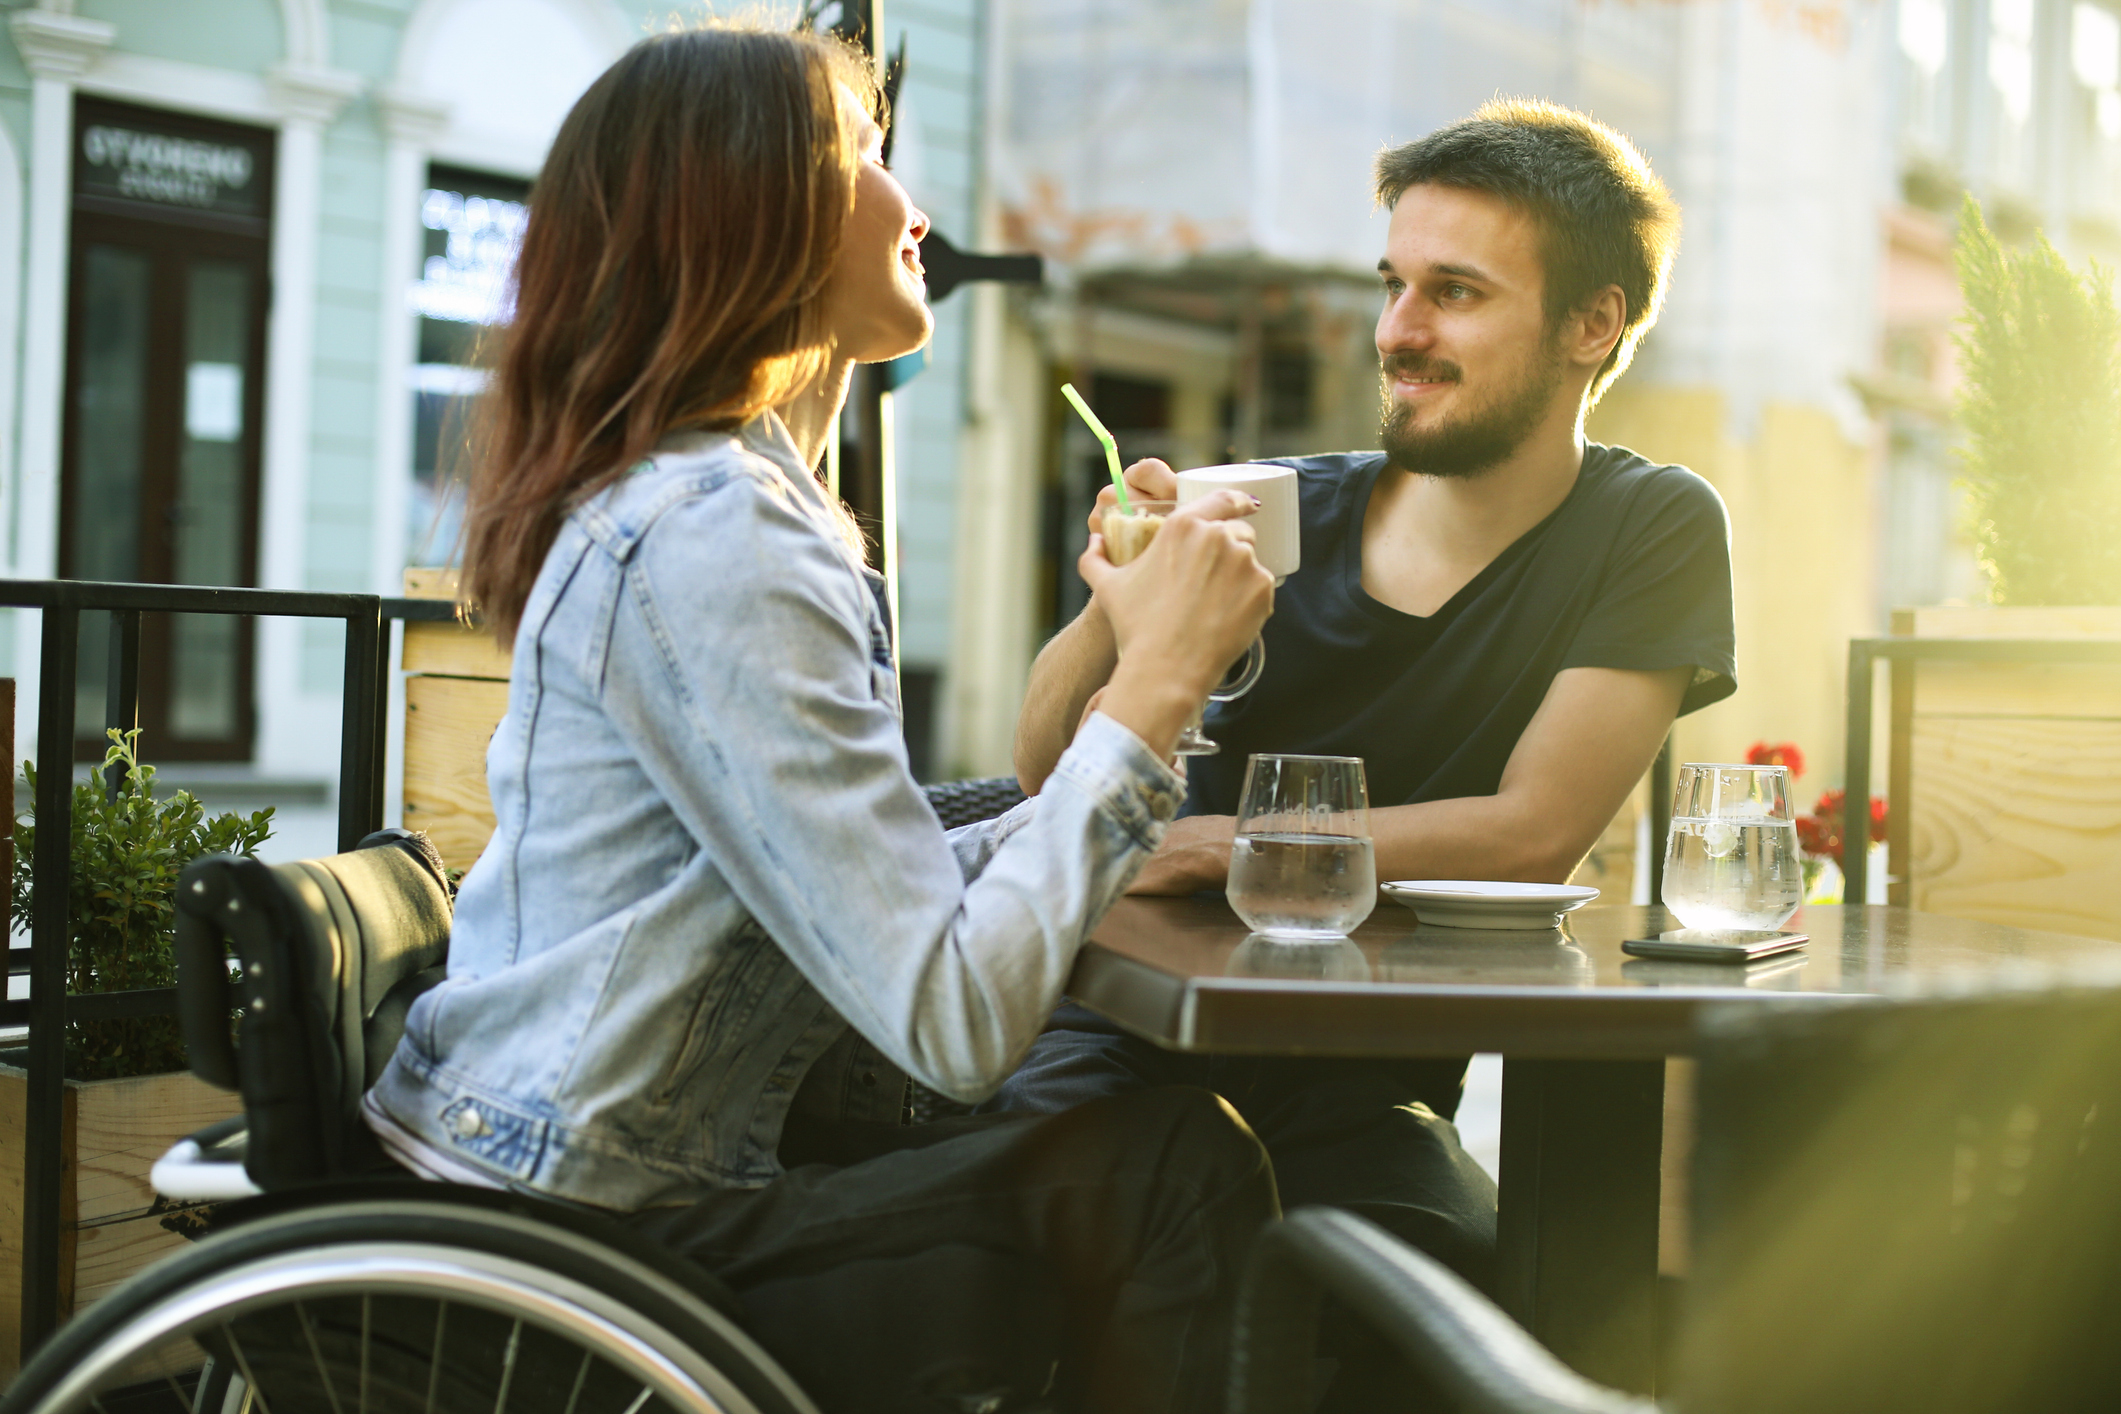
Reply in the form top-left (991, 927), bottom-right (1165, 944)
top-left (1580, 442), bottom-right (1728, 527)
top-left (1260, 450), bottom-right (1388, 480)
top-left (1258, 451), bottom-right (1385, 526)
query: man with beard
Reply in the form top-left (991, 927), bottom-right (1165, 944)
top-left (996, 100), bottom-right (1736, 1410)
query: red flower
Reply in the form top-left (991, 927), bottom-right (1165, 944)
top-left (1746, 741), bottom-right (1806, 777)
top-left (1801, 790), bottom-right (1889, 864)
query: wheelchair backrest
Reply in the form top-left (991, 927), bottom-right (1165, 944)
top-left (174, 829), bottom-right (452, 1190)
top-left (1676, 986), bottom-right (2121, 1414)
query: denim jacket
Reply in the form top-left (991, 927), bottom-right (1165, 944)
top-left (366, 415), bottom-right (1186, 1210)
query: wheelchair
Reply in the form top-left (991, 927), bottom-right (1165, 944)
top-left (4, 830), bottom-right (823, 1414)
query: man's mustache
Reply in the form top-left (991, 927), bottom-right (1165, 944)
top-left (1380, 352), bottom-right (1463, 384)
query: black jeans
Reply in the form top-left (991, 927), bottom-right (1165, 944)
top-left (625, 1086), bottom-right (1278, 1414)
top-left (983, 1003), bottom-right (1500, 1411)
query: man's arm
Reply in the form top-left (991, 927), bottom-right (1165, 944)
top-left (1128, 664), bottom-right (1692, 893)
top-left (1013, 600), bottom-right (1119, 795)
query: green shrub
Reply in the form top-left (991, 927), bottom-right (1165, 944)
top-left (1953, 197), bottom-right (2121, 605)
top-left (11, 730), bottom-right (272, 1080)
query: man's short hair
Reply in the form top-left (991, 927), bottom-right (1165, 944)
top-left (1375, 98), bottom-right (1680, 403)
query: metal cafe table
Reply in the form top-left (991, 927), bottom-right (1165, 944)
top-left (1068, 898), bottom-right (2121, 1393)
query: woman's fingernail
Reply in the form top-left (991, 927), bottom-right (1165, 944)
top-left (1249, 495), bottom-right (1263, 507)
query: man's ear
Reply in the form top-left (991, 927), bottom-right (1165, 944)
top-left (1569, 285), bottom-right (1627, 371)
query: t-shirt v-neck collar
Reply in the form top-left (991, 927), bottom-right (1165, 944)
top-left (1337, 451), bottom-right (1592, 629)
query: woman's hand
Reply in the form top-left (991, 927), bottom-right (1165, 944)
top-left (1083, 458), bottom-right (1182, 538)
top-left (1078, 488), bottom-right (1273, 760)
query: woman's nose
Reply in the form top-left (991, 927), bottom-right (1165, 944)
top-left (909, 205), bottom-right (931, 242)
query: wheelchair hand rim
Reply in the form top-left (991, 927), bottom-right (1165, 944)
top-left (32, 1242), bottom-right (759, 1414)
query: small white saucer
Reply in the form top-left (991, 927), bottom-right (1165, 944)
top-left (1382, 880), bottom-right (1601, 931)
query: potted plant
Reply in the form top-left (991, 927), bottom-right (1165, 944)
top-left (1882, 201), bottom-right (2121, 938)
top-left (0, 730), bottom-right (270, 1372)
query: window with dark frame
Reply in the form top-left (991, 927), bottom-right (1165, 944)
top-left (61, 96), bottom-right (275, 761)
top-left (408, 164), bottom-right (531, 567)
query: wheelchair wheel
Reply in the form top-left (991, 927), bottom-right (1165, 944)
top-left (4, 1196), bottom-right (820, 1414)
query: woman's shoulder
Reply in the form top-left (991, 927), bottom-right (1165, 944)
top-left (574, 427), bottom-right (829, 562)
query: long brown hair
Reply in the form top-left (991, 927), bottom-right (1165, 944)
top-left (462, 24), bottom-right (877, 644)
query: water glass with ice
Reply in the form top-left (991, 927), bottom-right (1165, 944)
top-left (1227, 754), bottom-right (1377, 938)
top-left (1661, 763), bottom-right (1804, 930)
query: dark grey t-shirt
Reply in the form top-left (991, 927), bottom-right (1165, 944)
top-left (1184, 443), bottom-right (1737, 817)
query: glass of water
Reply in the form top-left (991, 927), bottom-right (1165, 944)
top-left (1227, 754), bottom-right (1377, 938)
top-left (1662, 763), bottom-right (1803, 930)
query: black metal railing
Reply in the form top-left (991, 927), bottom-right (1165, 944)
top-left (1841, 635), bottom-right (2121, 905)
top-left (2, 579), bottom-right (457, 1358)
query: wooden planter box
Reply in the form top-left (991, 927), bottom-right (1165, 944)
top-left (401, 570), bottom-right (509, 873)
top-left (0, 1063), bottom-right (241, 1378)
top-left (1888, 606), bottom-right (2121, 941)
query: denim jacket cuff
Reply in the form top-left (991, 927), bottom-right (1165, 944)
top-left (1051, 711), bottom-right (1188, 849)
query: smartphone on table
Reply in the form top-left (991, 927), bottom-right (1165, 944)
top-left (1621, 929), bottom-right (1808, 964)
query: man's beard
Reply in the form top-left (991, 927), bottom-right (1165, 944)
top-left (1378, 339), bottom-right (1564, 479)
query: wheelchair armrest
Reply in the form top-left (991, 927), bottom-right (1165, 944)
top-left (1229, 1208), bottom-right (1658, 1414)
top-left (152, 1117), bottom-right (264, 1203)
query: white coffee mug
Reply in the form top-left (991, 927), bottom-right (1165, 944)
top-left (1176, 464), bottom-right (1301, 583)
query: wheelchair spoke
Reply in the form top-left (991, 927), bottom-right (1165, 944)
top-left (424, 1301), bottom-right (448, 1414)
top-left (491, 1319), bottom-right (522, 1414)
top-left (619, 1387), bottom-right (655, 1414)
top-left (162, 1370), bottom-right (198, 1414)
top-left (296, 1300), bottom-right (348, 1414)
top-left (559, 1351), bottom-right (594, 1414)
top-left (359, 1294), bottom-right (371, 1414)
top-left (223, 1322), bottom-right (274, 1414)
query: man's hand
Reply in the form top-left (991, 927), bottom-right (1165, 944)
top-left (1128, 814), bottom-right (1238, 894)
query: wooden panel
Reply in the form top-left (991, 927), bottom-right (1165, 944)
top-left (1911, 661), bottom-right (2121, 719)
top-left (403, 566), bottom-right (460, 600)
top-left (1890, 608), bottom-right (2121, 934)
top-left (0, 1067), bottom-right (236, 1373)
top-left (74, 1070), bottom-right (240, 1225)
top-left (404, 674), bottom-right (510, 871)
top-left (0, 1066), bottom-right (77, 1378)
top-left (1897, 605), bottom-right (2121, 639)
top-left (403, 620), bottom-right (512, 680)
top-left (1906, 716), bottom-right (2121, 942)
top-left (71, 1212), bottom-right (194, 1312)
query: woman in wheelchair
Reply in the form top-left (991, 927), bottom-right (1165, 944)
top-left (327, 19), bottom-right (1280, 1414)
top-left (2, 23), bottom-right (1277, 1414)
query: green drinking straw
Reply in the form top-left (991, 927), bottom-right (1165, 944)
top-left (1060, 382), bottom-right (1130, 515)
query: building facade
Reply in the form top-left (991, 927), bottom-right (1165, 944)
top-left (7, 0), bottom-right (2117, 836)
top-left (0, 0), bottom-right (983, 846)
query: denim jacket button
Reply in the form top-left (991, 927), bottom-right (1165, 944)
top-left (453, 1105), bottom-right (486, 1139)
